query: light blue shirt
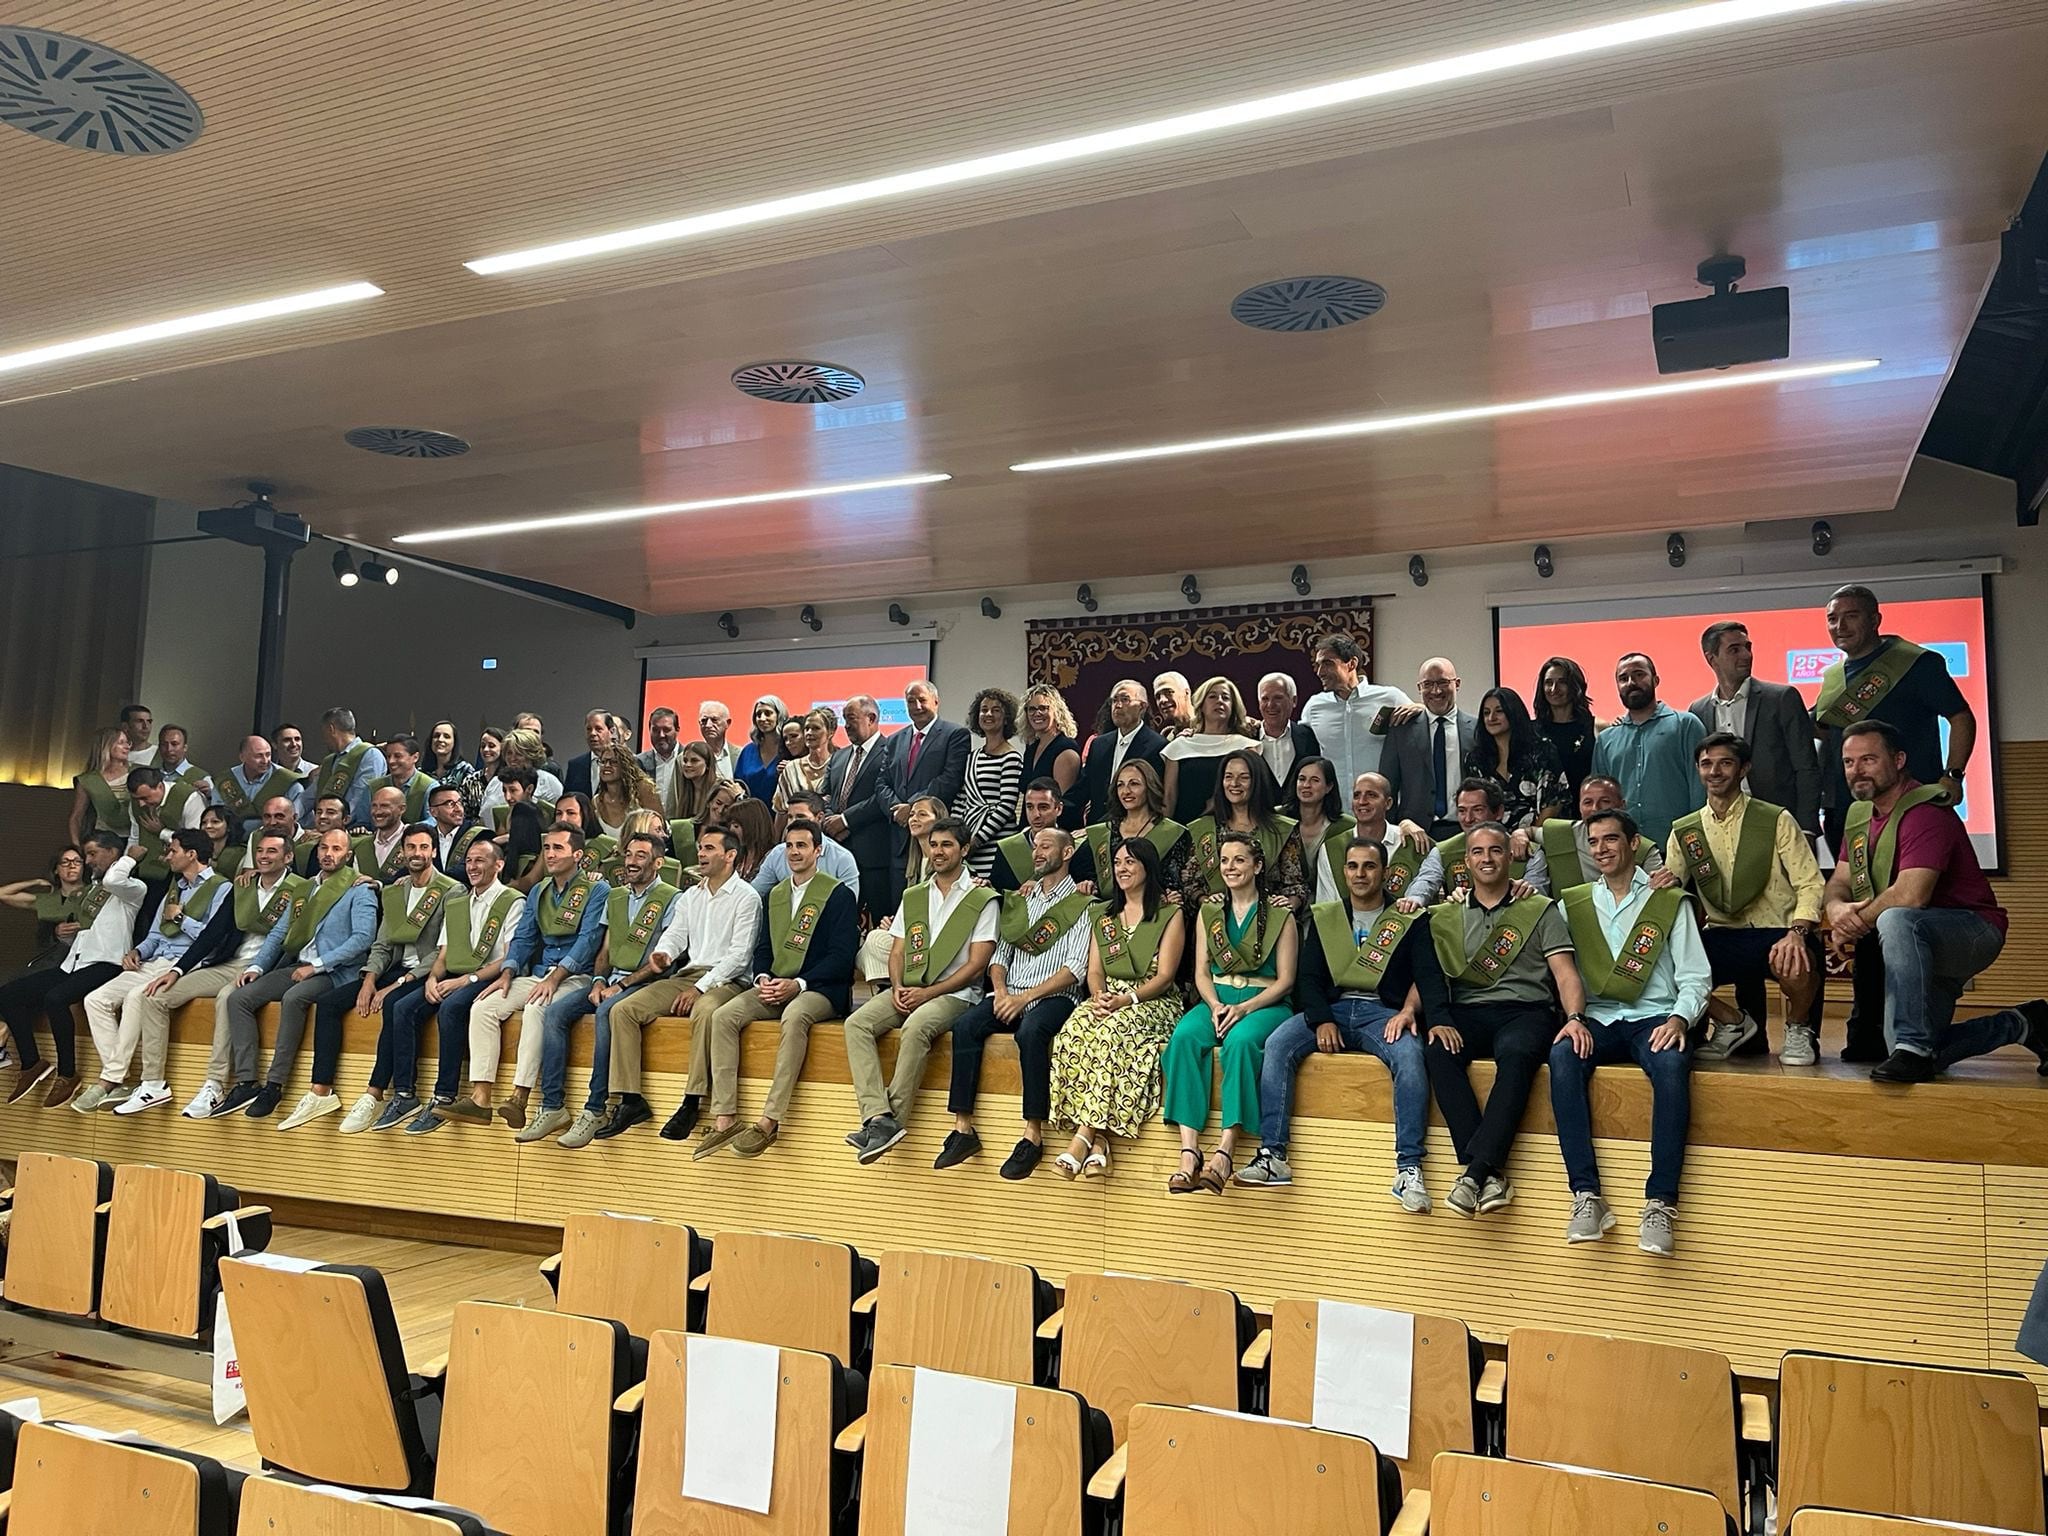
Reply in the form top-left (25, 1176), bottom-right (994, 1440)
top-left (1577, 867), bottom-right (1712, 1027)
top-left (504, 874), bottom-right (612, 978)
top-left (1589, 704), bottom-right (1705, 845)
top-left (320, 738), bottom-right (389, 827)
top-left (749, 836), bottom-right (861, 904)
top-left (605, 883), bottom-right (680, 984)
top-left (246, 876), bottom-right (379, 985)
top-left (135, 866), bottom-right (230, 964)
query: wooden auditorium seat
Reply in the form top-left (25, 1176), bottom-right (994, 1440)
top-left (7, 1419), bottom-right (245, 1536)
top-left (220, 1256), bottom-right (442, 1497)
top-left (236, 1477), bottom-right (497, 1535)
top-left (701, 1229), bottom-right (875, 1371)
top-left (1788, 1515), bottom-right (2038, 1536)
top-left (0, 1150), bottom-right (113, 1318)
top-left (100, 1163), bottom-right (271, 1343)
top-left (1427, 1452), bottom-right (1733, 1536)
top-left (626, 1326), bottom-right (856, 1536)
top-left (1121, 1402), bottom-right (1399, 1535)
top-left (1505, 1325), bottom-right (1757, 1531)
top-left (539, 1209), bottom-right (704, 1339)
top-left (1777, 1351), bottom-right (2048, 1534)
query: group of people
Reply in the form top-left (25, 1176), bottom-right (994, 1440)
top-left (0, 584), bottom-right (2036, 1255)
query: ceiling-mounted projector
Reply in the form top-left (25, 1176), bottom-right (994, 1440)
top-left (1651, 255), bottom-right (1789, 374)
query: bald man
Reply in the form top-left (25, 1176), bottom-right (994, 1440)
top-left (214, 736), bottom-right (298, 838)
top-left (1382, 656), bottom-right (1478, 838)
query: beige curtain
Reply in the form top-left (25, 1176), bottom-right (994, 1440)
top-left (0, 464), bottom-right (152, 787)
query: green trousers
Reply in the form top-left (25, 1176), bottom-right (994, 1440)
top-left (1160, 980), bottom-right (1292, 1132)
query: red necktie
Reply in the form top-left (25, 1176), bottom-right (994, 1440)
top-left (907, 729), bottom-right (924, 777)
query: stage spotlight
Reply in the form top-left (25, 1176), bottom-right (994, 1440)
top-left (1534, 544), bottom-right (1554, 580)
top-left (1180, 574), bottom-right (1202, 605)
top-left (717, 611), bottom-right (738, 637)
top-left (1076, 584), bottom-right (1097, 612)
top-left (799, 604), bottom-right (822, 632)
top-left (980, 596), bottom-right (1002, 619)
top-left (1811, 519), bottom-right (1834, 556)
top-left (887, 603), bottom-right (910, 626)
top-left (1290, 564), bottom-right (1311, 596)
top-left (1666, 533), bottom-right (1686, 569)
top-left (331, 548), bottom-right (359, 587)
top-left (359, 558), bottom-right (398, 586)
top-left (1408, 555), bottom-right (1428, 588)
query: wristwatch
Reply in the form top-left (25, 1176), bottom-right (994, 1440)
top-left (1565, 1011), bottom-right (1590, 1025)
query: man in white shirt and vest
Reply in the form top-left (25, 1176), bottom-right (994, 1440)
top-left (1300, 631), bottom-right (1411, 798)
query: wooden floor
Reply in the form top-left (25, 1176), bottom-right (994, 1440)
top-left (0, 1225), bottom-right (549, 1467)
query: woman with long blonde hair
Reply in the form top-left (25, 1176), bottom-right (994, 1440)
top-left (1160, 676), bottom-right (1258, 824)
top-left (591, 743), bottom-right (661, 836)
top-left (1020, 684), bottom-right (1084, 829)
top-left (70, 726), bottom-right (133, 847)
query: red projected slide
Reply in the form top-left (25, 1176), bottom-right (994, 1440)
top-left (643, 664), bottom-right (931, 747)
top-left (1497, 592), bottom-right (1995, 841)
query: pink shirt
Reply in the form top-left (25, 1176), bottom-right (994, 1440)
top-left (1876, 788), bottom-right (2006, 936)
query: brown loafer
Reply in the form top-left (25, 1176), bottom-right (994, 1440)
top-left (497, 1091), bottom-right (529, 1130)
top-left (433, 1098), bottom-right (494, 1125)
top-left (731, 1124), bottom-right (779, 1159)
top-left (690, 1121), bottom-right (748, 1161)
top-left (8, 1062), bottom-right (54, 1105)
top-left (41, 1074), bottom-right (79, 1109)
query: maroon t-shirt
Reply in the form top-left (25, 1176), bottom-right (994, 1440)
top-left (1874, 790), bottom-right (2007, 936)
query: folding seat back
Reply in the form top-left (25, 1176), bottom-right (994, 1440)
top-left (1123, 1403), bottom-right (1394, 1536)
top-left (221, 1257), bottom-right (437, 1496)
top-left (1, 1151), bottom-right (113, 1317)
top-left (1506, 1325), bottom-right (1743, 1523)
top-left (706, 1231), bottom-right (870, 1366)
top-left (1787, 1515), bottom-right (2021, 1536)
top-left (10, 1419), bottom-right (243, 1536)
top-left (1429, 1452), bottom-right (1731, 1536)
top-left (1778, 1351), bottom-right (2046, 1534)
top-left (436, 1300), bottom-right (632, 1536)
top-left (237, 1476), bottom-right (495, 1534)
top-left (870, 1249), bottom-right (1052, 1384)
top-left (1057, 1273), bottom-right (1248, 1441)
top-left (632, 1327), bottom-right (854, 1536)
top-left (101, 1164), bottom-right (271, 1342)
top-left (1265, 1297), bottom-right (1479, 1491)
top-left (546, 1210), bottom-right (701, 1341)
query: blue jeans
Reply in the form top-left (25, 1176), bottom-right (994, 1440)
top-left (1258, 998), bottom-right (1429, 1168)
top-left (1877, 906), bottom-right (2020, 1066)
top-left (538, 980), bottom-right (646, 1112)
top-left (428, 980), bottom-right (491, 1101)
top-left (355, 971), bottom-right (428, 1096)
top-left (1548, 1015), bottom-right (1690, 1205)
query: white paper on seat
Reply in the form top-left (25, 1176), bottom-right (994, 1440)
top-left (0, 1396), bottom-right (40, 1422)
top-left (231, 1251), bottom-right (325, 1273)
top-left (1312, 1299), bottom-right (1413, 1460)
top-left (682, 1335), bottom-right (780, 1514)
top-left (904, 1368), bottom-right (1016, 1536)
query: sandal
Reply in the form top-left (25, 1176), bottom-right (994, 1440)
top-left (1166, 1147), bottom-right (1202, 1194)
top-left (1198, 1148), bottom-right (1233, 1195)
top-left (1081, 1137), bottom-right (1111, 1179)
top-left (1055, 1134), bottom-right (1090, 1181)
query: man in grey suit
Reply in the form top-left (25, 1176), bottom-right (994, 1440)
top-left (875, 680), bottom-right (971, 910)
top-left (1381, 656), bottom-right (1480, 839)
top-left (822, 695), bottom-right (894, 926)
top-left (1687, 622), bottom-right (1821, 834)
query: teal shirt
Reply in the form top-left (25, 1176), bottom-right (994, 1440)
top-left (1589, 704), bottom-right (1705, 845)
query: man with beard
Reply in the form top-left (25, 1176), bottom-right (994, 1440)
top-left (1590, 653), bottom-right (1704, 845)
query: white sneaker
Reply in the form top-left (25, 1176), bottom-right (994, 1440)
top-left (112, 1080), bottom-right (171, 1116)
top-left (1390, 1166), bottom-right (1431, 1213)
top-left (1694, 1012), bottom-right (1759, 1061)
top-left (181, 1081), bottom-right (225, 1119)
top-left (278, 1091), bottom-right (342, 1131)
top-left (1780, 1022), bottom-right (1819, 1067)
top-left (338, 1092), bottom-right (384, 1134)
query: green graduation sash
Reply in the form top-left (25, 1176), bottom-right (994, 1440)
top-left (1561, 883), bottom-right (1686, 1005)
top-left (1083, 818), bottom-right (1187, 884)
top-left (77, 772), bottom-right (128, 834)
top-left (1092, 903), bottom-right (1174, 985)
top-left (1429, 895), bottom-right (1553, 987)
top-left (233, 873), bottom-right (306, 934)
top-left (1184, 814), bottom-right (1297, 896)
top-left (1307, 815), bottom-right (1358, 895)
top-left (367, 772), bottom-right (436, 822)
top-left (1539, 818), bottom-right (1657, 888)
top-left (1381, 836), bottom-right (1423, 900)
top-left (76, 880), bottom-right (114, 927)
top-left (441, 825), bottom-right (485, 868)
top-left (32, 888), bottom-right (86, 925)
top-left (668, 819), bottom-right (696, 858)
top-left (1201, 893), bottom-right (1288, 977)
top-left (1671, 799), bottom-right (1782, 915)
top-left (767, 872), bottom-right (842, 977)
top-left (585, 833), bottom-right (617, 866)
top-left (380, 874), bottom-right (457, 945)
top-left (899, 881), bottom-right (997, 986)
top-left (157, 872), bottom-right (225, 938)
top-left (213, 843), bottom-right (244, 878)
top-left (996, 831), bottom-right (1036, 884)
top-left (284, 873), bottom-right (357, 951)
top-left (1815, 638), bottom-right (1928, 730)
top-left (442, 886), bottom-right (520, 974)
top-left (537, 871), bottom-right (598, 937)
top-left (352, 833), bottom-right (408, 882)
top-left (1433, 832), bottom-right (1527, 893)
top-left (317, 740), bottom-right (371, 801)
top-left (998, 888), bottom-right (1093, 956)
top-left (133, 780), bottom-right (203, 878)
top-left (490, 798), bottom-right (557, 833)
top-left (1843, 785), bottom-right (1947, 903)
top-left (217, 767), bottom-right (297, 823)
top-left (606, 881), bottom-right (678, 972)
top-left (1311, 900), bottom-right (1418, 991)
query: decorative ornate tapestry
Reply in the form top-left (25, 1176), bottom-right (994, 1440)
top-left (1026, 596), bottom-right (1375, 737)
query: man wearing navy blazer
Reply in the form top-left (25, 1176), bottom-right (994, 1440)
top-left (875, 680), bottom-right (971, 910)
top-left (1687, 622), bottom-right (1821, 835)
top-left (1078, 679), bottom-right (1166, 826)
top-left (823, 694), bottom-right (896, 925)
top-left (561, 708), bottom-right (617, 799)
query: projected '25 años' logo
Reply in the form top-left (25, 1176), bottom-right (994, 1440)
top-left (1784, 640), bottom-right (1971, 685)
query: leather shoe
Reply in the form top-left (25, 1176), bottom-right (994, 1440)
top-left (1870, 1048), bottom-right (1937, 1084)
top-left (998, 1138), bottom-right (1042, 1181)
top-left (596, 1096), bottom-right (654, 1140)
top-left (660, 1095), bottom-right (701, 1142)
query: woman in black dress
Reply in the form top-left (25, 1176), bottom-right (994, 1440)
top-left (1465, 685), bottom-right (1568, 831)
top-left (1019, 684), bottom-right (1085, 829)
top-left (1533, 655), bottom-right (1599, 800)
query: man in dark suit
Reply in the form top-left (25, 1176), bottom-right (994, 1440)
top-left (823, 694), bottom-right (893, 923)
top-left (561, 708), bottom-right (616, 799)
top-left (1381, 657), bottom-right (1479, 838)
top-left (1078, 678), bottom-right (1166, 826)
top-left (1251, 672), bottom-right (1321, 795)
top-left (1687, 622), bottom-right (1821, 835)
top-left (875, 681), bottom-right (971, 910)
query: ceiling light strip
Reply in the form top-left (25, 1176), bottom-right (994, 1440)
top-left (1009, 359), bottom-right (1884, 472)
top-left (0, 282), bottom-right (384, 377)
top-left (393, 472), bottom-right (952, 545)
top-left (465, 0), bottom-right (1871, 276)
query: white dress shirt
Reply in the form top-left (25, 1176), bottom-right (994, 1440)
top-left (233, 871), bottom-right (294, 964)
top-left (65, 858), bottom-right (145, 971)
top-left (1301, 683), bottom-right (1412, 793)
top-left (648, 747), bottom-right (680, 807)
top-left (440, 878), bottom-right (515, 969)
top-left (477, 768), bottom-right (567, 821)
top-left (651, 873), bottom-right (764, 990)
top-left (1711, 679), bottom-right (1751, 741)
top-left (886, 873), bottom-right (1001, 1004)
top-left (1108, 726), bottom-right (1144, 782)
top-left (1257, 726), bottom-right (1298, 789)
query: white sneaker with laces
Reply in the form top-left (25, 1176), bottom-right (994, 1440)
top-left (338, 1092), bottom-right (384, 1134)
top-left (1390, 1166), bottom-right (1431, 1213)
top-left (1638, 1200), bottom-right (1677, 1256)
top-left (1694, 1012), bottom-right (1759, 1061)
top-left (1780, 1022), bottom-right (1819, 1067)
top-left (181, 1081), bottom-right (225, 1119)
top-left (278, 1091), bottom-right (342, 1132)
top-left (1566, 1191), bottom-right (1614, 1243)
top-left (113, 1080), bottom-right (171, 1116)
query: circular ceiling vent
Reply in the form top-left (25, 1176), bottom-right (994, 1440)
top-left (732, 360), bottom-right (866, 404)
top-left (344, 427), bottom-right (472, 459)
top-left (0, 28), bottom-right (202, 155)
top-left (1230, 276), bottom-right (1387, 333)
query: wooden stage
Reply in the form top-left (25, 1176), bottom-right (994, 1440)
top-left (3, 997), bottom-right (2044, 1406)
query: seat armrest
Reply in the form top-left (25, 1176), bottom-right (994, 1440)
top-left (1241, 1328), bottom-right (1271, 1370)
top-left (833, 1413), bottom-right (867, 1454)
top-left (615, 1382), bottom-right (644, 1414)
top-left (688, 1272), bottom-right (711, 1294)
top-left (539, 1253), bottom-right (562, 1278)
top-left (201, 1204), bottom-right (272, 1230)
top-left (1738, 1391), bottom-right (1772, 1447)
top-left (413, 1354), bottom-right (448, 1385)
top-left (1085, 1442), bottom-right (1128, 1501)
top-left (852, 1288), bottom-right (877, 1316)
top-left (1036, 1307), bottom-right (1064, 1341)
top-left (95, 1201), bottom-right (112, 1215)
top-left (1389, 1487), bottom-right (1430, 1536)
top-left (1475, 1358), bottom-right (1505, 1406)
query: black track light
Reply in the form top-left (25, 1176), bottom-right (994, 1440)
top-left (1180, 574), bottom-right (1202, 605)
top-left (799, 604), bottom-right (822, 632)
top-left (1811, 519), bottom-right (1834, 557)
top-left (887, 603), bottom-right (910, 626)
top-left (1534, 544), bottom-right (1555, 580)
top-left (1408, 555), bottom-right (1428, 588)
top-left (1290, 564), bottom-right (1311, 596)
top-left (980, 596), bottom-right (1002, 619)
top-left (1666, 533), bottom-right (1687, 569)
top-left (1076, 584), bottom-right (1098, 612)
top-left (360, 558), bottom-right (398, 586)
top-left (331, 548), bottom-right (359, 588)
top-left (717, 612), bottom-right (738, 638)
